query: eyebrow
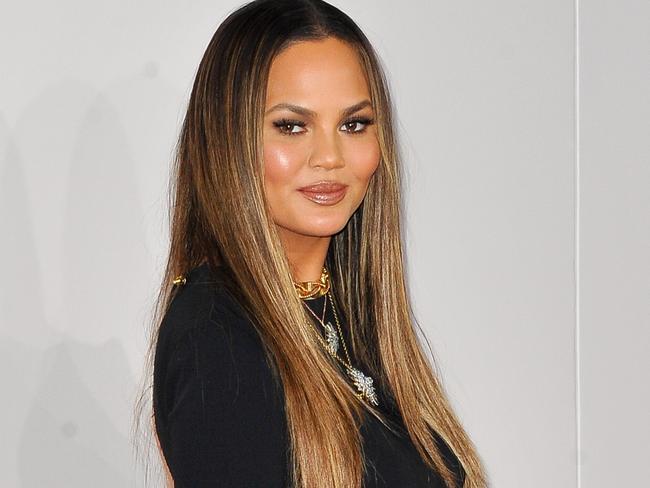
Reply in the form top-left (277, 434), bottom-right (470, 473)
top-left (265, 99), bottom-right (373, 118)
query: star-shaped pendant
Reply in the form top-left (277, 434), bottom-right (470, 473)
top-left (346, 366), bottom-right (379, 406)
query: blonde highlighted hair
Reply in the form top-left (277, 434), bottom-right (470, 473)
top-left (133, 1), bottom-right (488, 487)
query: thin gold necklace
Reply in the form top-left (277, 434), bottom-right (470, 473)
top-left (302, 291), bottom-right (339, 356)
top-left (301, 281), bottom-right (379, 407)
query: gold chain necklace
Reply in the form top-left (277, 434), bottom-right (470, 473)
top-left (293, 267), bottom-right (330, 299)
top-left (298, 275), bottom-right (379, 407)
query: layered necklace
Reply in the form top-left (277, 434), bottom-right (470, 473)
top-left (293, 267), bottom-right (379, 407)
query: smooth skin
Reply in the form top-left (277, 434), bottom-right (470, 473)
top-left (263, 37), bottom-right (380, 282)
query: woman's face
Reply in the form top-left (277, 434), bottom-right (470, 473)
top-left (262, 37), bottom-right (380, 243)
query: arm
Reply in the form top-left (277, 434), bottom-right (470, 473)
top-left (152, 414), bottom-right (175, 488)
top-left (159, 319), bottom-right (289, 487)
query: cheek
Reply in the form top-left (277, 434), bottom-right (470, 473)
top-left (262, 142), bottom-right (304, 190)
top-left (348, 139), bottom-right (381, 184)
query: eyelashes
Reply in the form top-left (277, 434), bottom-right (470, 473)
top-left (272, 116), bottom-right (375, 136)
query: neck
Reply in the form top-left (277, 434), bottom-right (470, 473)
top-left (277, 227), bottom-right (331, 282)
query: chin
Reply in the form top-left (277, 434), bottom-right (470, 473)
top-left (304, 225), bottom-right (347, 238)
top-left (294, 218), bottom-right (349, 238)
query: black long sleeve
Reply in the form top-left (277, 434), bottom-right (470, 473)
top-left (153, 269), bottom-right (289, 487)
top-left (157, 323), bottom-right (289, 486)
top-left (153, 262), bottom-right (465, 487)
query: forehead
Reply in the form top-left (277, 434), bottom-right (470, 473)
top-left (266, 37), bottom-right (370, 106)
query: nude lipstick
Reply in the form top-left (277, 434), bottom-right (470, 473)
top-left (298, 181), bottom-right (348, 206)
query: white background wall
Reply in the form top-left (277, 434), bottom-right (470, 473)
top-left (0, 1), bottom-right (647, 486)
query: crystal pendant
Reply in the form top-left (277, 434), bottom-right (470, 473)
top-left (346, 366), bottom-right (379, 406)
top-left (322, 321), bottom-right (339, 355)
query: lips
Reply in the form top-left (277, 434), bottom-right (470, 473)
top-left (298, 181), bottom-right (348, 205)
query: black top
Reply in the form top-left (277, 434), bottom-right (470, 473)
top-left (153, 262), bottom-right (465, 487)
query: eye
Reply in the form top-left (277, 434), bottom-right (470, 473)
top-left (340, 117), bottom-right (375, 134)
top-left (272, 119), bottom-right (306, 136)
top-left (271, 116), bottom-right (375, 136)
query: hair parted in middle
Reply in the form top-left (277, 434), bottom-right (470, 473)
top-left (134, 1), bottom-right (488, 487)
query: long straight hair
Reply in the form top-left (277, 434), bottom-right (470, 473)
top-left (133, 1), bottom-right (488, 487)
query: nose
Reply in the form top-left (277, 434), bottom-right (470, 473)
top-left (308, 127), bottom-right (345, 169)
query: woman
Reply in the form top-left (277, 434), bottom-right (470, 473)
top-left (134, 0), bottom-right (488, 486)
